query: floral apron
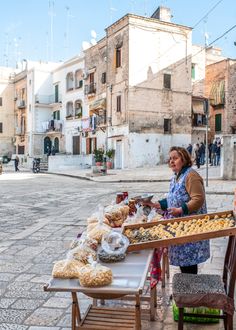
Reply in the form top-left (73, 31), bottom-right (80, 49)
top-left (167, 167), bottom-right (210, 266)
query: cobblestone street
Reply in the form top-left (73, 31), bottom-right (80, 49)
top-left (0, 170), bottom-right (235, 329)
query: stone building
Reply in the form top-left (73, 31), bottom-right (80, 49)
top-left (205, 58), bottom-right (236, 141)
top-left (82, 6), bottom-right (193, 168)
top-left (13, 69), bottom-right (28, 161)
top-left (0, 67), bottom-right (15, 157)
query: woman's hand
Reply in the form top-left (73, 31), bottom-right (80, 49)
top-left (142, 201), bottom-right (161, 209)
top-left (168, 207), bottom-right (182, 217)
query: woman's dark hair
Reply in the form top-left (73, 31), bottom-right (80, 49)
top-left (169, 146), bottom-right (193, 167)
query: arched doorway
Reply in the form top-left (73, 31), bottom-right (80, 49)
top-left (54, 137), bottom-right (59, 153)
top-left (44, 137), bottom-right (52, 154)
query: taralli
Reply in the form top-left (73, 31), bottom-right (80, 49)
top-left (79, 263), bottom-right (113, 287)
top-left (52, 259), bottom-right (84, 279)
top-left (124, 214), bottom-right (235, 244)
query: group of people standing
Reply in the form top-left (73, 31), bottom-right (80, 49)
top-left (186, 140), bottom-right (221, 168)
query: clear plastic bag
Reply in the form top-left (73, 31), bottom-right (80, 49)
top-left (88, 206), bottom-right (111, 243)
top-left (101, 231), bottom-right (129, 255)
top-left (68, 241), bottom-right (97, 264)
top-left (52, 258), bottom-right (84, 279)
top-left (79, 258), bottom-right (113, 287)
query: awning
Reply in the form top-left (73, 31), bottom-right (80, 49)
top-left (89, 98), bottom-right (106, 113)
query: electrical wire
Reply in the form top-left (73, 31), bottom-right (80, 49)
top-left (192, 0), bottom-right (224, 28)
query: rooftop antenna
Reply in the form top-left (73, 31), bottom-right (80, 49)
top-left (144, 0), bottom-right (148, 17)
top-left (3, 33), bottom-right (10, 67)
top-left (48, 0), bottom-right (55, 61)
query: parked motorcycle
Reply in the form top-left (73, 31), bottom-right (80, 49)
top-left (32, 158), bottom-right (40, 173)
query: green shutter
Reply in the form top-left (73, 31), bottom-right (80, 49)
top-left (215, 114), bottom-right (222, 132)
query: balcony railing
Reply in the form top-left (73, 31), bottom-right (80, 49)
top-left (84, 83), bottom-right (96, 95)
top-left (35, 94), bottom-right (62, 104)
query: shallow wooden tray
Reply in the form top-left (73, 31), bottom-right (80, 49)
top-left (123, 210), bottom-right (236, 252)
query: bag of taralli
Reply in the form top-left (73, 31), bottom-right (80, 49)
top-left (79, 257), bottom-right (113, 287)
top-left (52, 257), bottom-right (84, 279)
top-left (88, 206), bottom-right (111, 243)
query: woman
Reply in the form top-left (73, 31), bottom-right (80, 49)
top-left (146, 146), bottom-right (210, 274)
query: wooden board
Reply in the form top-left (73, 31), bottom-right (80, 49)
top-left (123, 210), bottom-right (236, 252)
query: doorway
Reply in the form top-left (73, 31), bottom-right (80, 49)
top-left (115, 140), bottom-right (122, 169)
top-left (44, 137), bottom-right (52, 154)
top-left (73, 136), bottom-right (80, 155)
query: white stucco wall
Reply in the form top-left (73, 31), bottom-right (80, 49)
top-left (128, 19), bottom-right (192, 87)
top-left (48, 154), bottom-right (93, 171)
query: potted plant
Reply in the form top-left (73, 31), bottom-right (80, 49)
top-left (94, 148), bottom-right (104, 166)
top-left (105, 148), bottom-right (115, 169)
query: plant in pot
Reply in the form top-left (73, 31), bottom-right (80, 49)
top-left (105, 149), bottom-right (115, 169)
top-left (94, 148), bottom-right (104, 166)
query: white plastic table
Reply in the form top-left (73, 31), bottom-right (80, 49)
top-left (44, 250), bottom-right (155, 330)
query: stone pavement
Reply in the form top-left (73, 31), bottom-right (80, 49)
top-left (0, 164), bottom-right (236, 329)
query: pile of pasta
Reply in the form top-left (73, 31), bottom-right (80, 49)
top-left (124, 213), bottom-right (235, 244)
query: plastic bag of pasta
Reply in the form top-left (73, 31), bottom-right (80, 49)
top-left (79, 258), bottom-right (113, 287)
top-left (70, 231), bottom-right (98, 251)
top-left (88, 206), bottom-right (111, 243)
top-left (68, 240), bottom-right (97, 264)
top-left (52, 258), bottom-right (84, 279)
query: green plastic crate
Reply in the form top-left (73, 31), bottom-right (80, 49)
top-left (172, 302), bottom-right (220, 323)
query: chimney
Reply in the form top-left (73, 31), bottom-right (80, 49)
top-left (151, 6), bottom-right (171, 22)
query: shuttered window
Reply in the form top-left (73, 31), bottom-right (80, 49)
top-left (163, 74), bottom-right (171, 89)
top-left (215, 114), bottom-right (222, 132)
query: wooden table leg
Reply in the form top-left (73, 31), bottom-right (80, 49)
top-left (135, 294), bottom-right (141, 330)
top-left (150, 285), bottom-right (156, 321)
top-left (71, 292), bottom-right (81, 330)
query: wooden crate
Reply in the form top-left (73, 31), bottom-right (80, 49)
top-left (78, 305), bottom-right (136, 329)
top-left (123, 210), bottom-right (236, 252)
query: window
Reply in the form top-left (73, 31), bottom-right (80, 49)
top-left (55, 85), bottom-right (59, 103)
top-left (116, 95), bottom-right (121, 112)
top-left (191, 64), bottom-right (196, 79)
top-left (215, 114), bottom-right (222, 132)
top-left (0, 97), bottom-right (2, 106)
top-left (75, 69), bottom-right (83, 89)
top-left (101, 72), bottom-right (106, 84)
top-left (66, 72), bottom-right (74, 91)
top-left (75, 100), bottom-right (83, 118)
top-left (66, 101), bottom-right (73, 117)
top-left (164, 119), bottom-right (171, 134)
top-left (163, 74), bottom-right (171, 89)
top-left (0, 122), bottom-right (2, 133)
top-left (116, 48), bottom-right (121, 68)
top-left (53, 110), bottom-right (60, 120)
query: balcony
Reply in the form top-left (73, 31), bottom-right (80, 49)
top-left (16, 100), bottom-right (26, 109)
top-left (35, 94), bottom-right (62, 105)
top-left (84, 83), bottom-right (96, 95)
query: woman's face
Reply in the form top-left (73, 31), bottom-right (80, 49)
top-left (169, 150), bottom-right (184, 173)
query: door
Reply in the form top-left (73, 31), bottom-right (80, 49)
top-left (54, 137), bottom-right (59, 153)
top-left (44, 137), bottom-right (52, 154)
top-left (73, 136), bottom-right (80, 155)
top-left (115, 140), bottom-right (122, 169)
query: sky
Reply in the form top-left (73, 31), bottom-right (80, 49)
top-left (0, 0), bottom-right (235, 68)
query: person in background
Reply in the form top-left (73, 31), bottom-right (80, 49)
top-left (195, 143), bottom-right (201, 169)
top-left (211, 141), bottom-right (218, 166)
top-left (216, 142), bottom-right (221, 166)
top-left (14, 155), bottom-right (20, 172)
top-left (199, 142), bottom-right (205, 165)
top-left (51, 145), bottom-right (56, 156)
top-left (208, 142), bottom-right (213, 165)
top-left (186, 143), bottom-right (192, 156)
top-left (143, 146), bottom-right (210, 274)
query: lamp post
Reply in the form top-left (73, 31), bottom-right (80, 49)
top-left (204, 99), bottom-right (209, 187)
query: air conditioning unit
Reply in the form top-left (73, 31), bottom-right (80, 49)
top-left (82, 70), bottom-right (89, 80)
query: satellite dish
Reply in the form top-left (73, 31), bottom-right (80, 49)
top-left (82, 41), bottom-right (91, 51)
top-left (91, 30), bottom-right (97, 39)
top-left (90, 38), bottom-right (97, 46)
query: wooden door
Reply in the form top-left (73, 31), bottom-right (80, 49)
top-left (73, 136), bottom-right (80, 155)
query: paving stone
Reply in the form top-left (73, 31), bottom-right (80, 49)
top-left (28, 327), bottom-right (60, 330)
top-left (24, 308), bottom-right (65, 326)
top-left (0, 324), bottom-right (29, 330)
top-left (0, 298), bottom-right (16, 308)
top-left (43, 297), bottom-right (71, 308)
top-left (11, 298), bottom-right (45, 310)
top-left (0, 309), bottom-right (31, 323)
